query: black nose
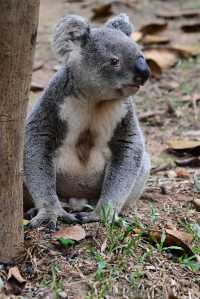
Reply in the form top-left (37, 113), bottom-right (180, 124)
top-left (134, 56), bottom-right (150, 84)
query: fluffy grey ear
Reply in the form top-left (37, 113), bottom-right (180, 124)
top-left (53, 15), bottom-right (90, 61)
top-left (105, 13), bottom-right (133, 36)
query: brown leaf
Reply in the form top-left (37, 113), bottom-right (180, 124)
top-left (148, 229), bottom-right (194, 256)
top-left (91, 3), bottom-right (113, 21)
top-left (166, 229), bottom-right (193, 244)
top-left (52, 225), bottom-right (86, 241)
top-left (169, 44), bottom-right (200, 57)
top-left (193, 198), bottom-right (200, 211)
top-left (30, 82), bottom-right (45, 92)
top-left (167, 139), bottom-right (200, 150)
top-left (7, 267), bottom-right (26, 284)
top-left (131, 31), bottom-right (143, 42)
top-left (33, 59), bottom-right (44, 71)
top-left (175, 168), bottom-right (190, 178)
top-left (167, 139), bottom-right (200, 156)
top-left (31, 70), bottom-right (51, 92)
top-left (167, 170), bottom-right (177, 179)
top-left (139, 21), bottom-right (168, 35)
top-left (156, 9), bottom-right (200, 19)
top-left (181, 22), bottom-right (200, 33)
top-left (5, 267), bottom-right (26, 296)
top-left (144, 59), bottom-right (162, 76)
top-left (175, 157), bottom-right (200, 167)
top-left (142, 35), bottom-right (170, 45)
top-left (143, 48), bottom-right (178, 76)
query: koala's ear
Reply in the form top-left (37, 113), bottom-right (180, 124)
top-left (105, 13), bottom-right (133, 36)
top-left (53, 15), bottom-right (90, 61)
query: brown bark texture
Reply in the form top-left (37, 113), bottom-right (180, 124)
top-left (0, 0), bottom-right (40, 262)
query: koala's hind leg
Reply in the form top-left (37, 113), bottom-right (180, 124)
top-left (122, 151), bottom-right (150, 215)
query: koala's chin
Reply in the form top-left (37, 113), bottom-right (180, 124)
top-left (116, 85), bottom-right (140, 98)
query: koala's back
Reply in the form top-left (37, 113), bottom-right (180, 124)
top-left (55, 95), bottom-right (128, 199)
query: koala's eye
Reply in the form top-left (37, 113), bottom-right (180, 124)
top-left (110, 57), bottom-right (120, 66)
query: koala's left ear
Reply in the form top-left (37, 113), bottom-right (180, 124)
top-left (105, 13), bottom-right (133, 36)
top-left (53, 15), bottom-right (90, 62)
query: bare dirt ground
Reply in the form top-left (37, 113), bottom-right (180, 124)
top-left (1, 0), bottom-right (200, 298)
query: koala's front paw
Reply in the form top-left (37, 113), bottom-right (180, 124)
top-left (75, 211), bottom-right (99, 223)
top-left (26, 206), bottom-right (80, 231)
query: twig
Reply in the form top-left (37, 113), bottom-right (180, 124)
top-left (139, 110), bottom-right (166, 121)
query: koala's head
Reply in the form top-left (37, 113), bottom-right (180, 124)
top-left (53, 14), bottom-right (150, 101)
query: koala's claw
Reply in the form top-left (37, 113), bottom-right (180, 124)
top-left (25, 208), bottom-right (38, 220)
top-left (26, 206), bottom-right (80, 229)
top-left (75, 211), bottom-right (99, 223)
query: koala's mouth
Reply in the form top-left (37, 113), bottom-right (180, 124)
top-left (123, 84), bottom-right (140, 91)
top-left (116, 84), bottom-right (141, 97)
top-left (126, 84), bottom-right (140, 88)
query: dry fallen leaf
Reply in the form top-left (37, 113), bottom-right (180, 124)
top-left (167, 139), bottom-right (200, 150)
top-left (156, 9), bottom-right (200, 19)
top-left (52, 224), bottom-right (86, 241)
top-left (131, 31), bottom-right (143, 42)
top-left (166, 229), bottom-right (193, 244)
top-left (142, 34), bottom-right (170, 45)
top-left (175, 168), bottom-right (190, 178)
top-left (91, 3), bottom-right (113, 21)
top-left (139, 21), bottom-right (168, 35)
top-left (193, 198), bottom-right (200, 211)
top-left (170, 44), bottom-right (200, 57)
top-left (175, 157), bottom-right (200, 167)
top-left (167, 139), bottom-right (200, 156)
top-left (30, 82), bottom-right (45, 92)
top-left (31, 70), bottom-right (51, 92)
top-left (148, 229), bottom-right (194, 256)
top-left (181, 22), bottom-right (200, 33)
top-left (143, 48), bottom-right (178, 76)
top-left (5, 267), bottom-right (26, 296)
top-left (33, 59), bottom-right (44, 71)
top-left (7, 267), bottom-right (26, 284)
top-left (167, 170), bottom-right (177, 179)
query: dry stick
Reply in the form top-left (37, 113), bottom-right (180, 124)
top-left (175, 157), bottom-right (200, 167)
top-left (139, 110), bottom-right (166, 121)
top-left (151, 163), bottom-right (172, 174)
top-left (192, 96), bottom-right (198, 121)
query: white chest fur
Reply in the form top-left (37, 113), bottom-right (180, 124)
top-left (55, 96), bottom-right (127, 176)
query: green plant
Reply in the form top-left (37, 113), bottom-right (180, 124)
top-left (178, 255), bottom-right (200, 272)
top-left (42, 265), bottom-right (63, 299)
top-left (150, 204), bottom-right (159, 224)
top-left (155, 230), bottom-right (183, 253)
top-left (129, 270), bottom-right (143, 285)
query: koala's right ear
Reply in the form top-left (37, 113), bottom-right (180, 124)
top-left (105, 13), bottom-right (133, 36)
top-left (53, 15), bottom-right (90, 61)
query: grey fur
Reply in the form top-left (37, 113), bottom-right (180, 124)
top-left (24, 14), bottom-right (150, 228)
top-left (105, 13), bottom-right (133, 36)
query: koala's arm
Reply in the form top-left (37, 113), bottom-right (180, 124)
top-left (24, 67), bottom-right (78, 228)
top-left (97, 101), bottom-right (147, 216)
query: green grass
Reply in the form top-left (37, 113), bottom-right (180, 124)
top-left (41, 265), bottom-right (63, 299)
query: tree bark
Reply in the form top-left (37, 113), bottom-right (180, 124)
top-left (0, 0), bottom-right (40, 262)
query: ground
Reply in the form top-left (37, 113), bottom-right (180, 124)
top-left (1, 0), bottom-right (200, 298)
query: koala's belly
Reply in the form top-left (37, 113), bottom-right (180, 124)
top-left (55, 144), bottom-right (111, 200)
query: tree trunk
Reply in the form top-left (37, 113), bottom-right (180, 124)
top-left (0, 0), bottom-right (40, 262)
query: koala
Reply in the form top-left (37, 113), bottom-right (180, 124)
top-left (24, 13), bottom-right (151, 230)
